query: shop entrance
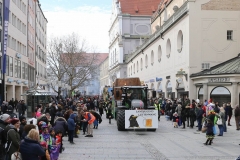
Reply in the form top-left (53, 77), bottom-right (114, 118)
top-left (210, 86), bottom-right (231, 106)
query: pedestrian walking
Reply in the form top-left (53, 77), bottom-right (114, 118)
top-left (234, 105), bottom-right (240, 130)
top-left (203, 119), bottom-right (214, 145)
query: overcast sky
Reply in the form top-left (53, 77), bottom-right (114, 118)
top-left (40, 0), bottom-right (112, 52)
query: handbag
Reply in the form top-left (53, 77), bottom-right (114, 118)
top-left (11, 150), bottom-right (22, 160)
top-left (217, 117), bottom-right (222, 125)
top-left (201, 126), bottom-right (207, 133)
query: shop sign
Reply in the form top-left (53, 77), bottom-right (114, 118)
top-left (167, 87), bottom-right (172, 92)
top-left (145, 81), bottom-right (149, 83)
top-left (149, 79), bottom-right (155, 83)
top-left (208, 77), bottom-right (230, 83)
top-left (125, 110), bottom-right (158, 129)
top-left (156, 77), bottom-right (162, 82)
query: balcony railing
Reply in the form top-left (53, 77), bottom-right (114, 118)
top-left (125, 1), bottom-right (188, 63)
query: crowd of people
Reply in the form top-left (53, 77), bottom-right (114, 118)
top-left (0, 96), bottom-right (112, 160)
top-left (151, 97), bottom-right (238, 145)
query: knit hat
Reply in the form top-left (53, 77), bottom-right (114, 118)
top-left (0, 114), bottom-right (10, 121)
top-left (10, 118), bottom-right (20, 125)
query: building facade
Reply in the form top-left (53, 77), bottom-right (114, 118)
top-left (35, 0), bottom-right (47, 89)
top-left (126, 0), bottom-right (240, 104)
top-left (108, 0), bottom-right (161, 84)
top-left (5, 0), bottom-right (28, 101)
top-left (3, 0), bottom-right (47, 101)
top-left (99, 56), bottom-right (109, 94)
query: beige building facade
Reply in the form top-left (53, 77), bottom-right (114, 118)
top-left (35, 0), bottom-right (47, 89)
top-left (99, 56), bottom-right (109, 94)
top-left (126, 0), bottom-right (240, 104)
top-left (4, 0), bottom-right (47, 101)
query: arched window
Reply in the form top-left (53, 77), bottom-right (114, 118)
top-left (145, 54), bottom-right (148, 67)
top-left (140, 58), bottom-right (143, 70)
top-left (158, 45), bottom-right (162, 62)
top-left (151, 50), bottom-right (154, 65)
top-left (137, 61), bottom-right (139, 72)
top-left (177, 30), bottom-right (183, 53)
top-left (166, 39), bottom-right (171, 58)
top-left (133, 63), bottom-right (135, 74)
top-left (131, 66), bottom-right (132, 75)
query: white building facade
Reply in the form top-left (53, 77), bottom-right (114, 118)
top-left (109, 0), bottom-right (161, 85)
top-left (126, 0), bottom-right (240, 105)
top-left (35, 0), bottom-right (47, 89)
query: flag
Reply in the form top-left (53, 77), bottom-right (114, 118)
top-left (2, 0), bottom-right (10, 74)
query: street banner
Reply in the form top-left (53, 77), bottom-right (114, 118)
top-left (3, 0), bottom-right (10, 74)
top-left (125, 110), bottom-right (158, 129)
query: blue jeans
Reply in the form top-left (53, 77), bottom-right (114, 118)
top-left (218, 125), bottom-right (224, 136)
top-left (223, 123), bottom-right (227, 132)
top-left (197, 118), bottom-right (202, 131)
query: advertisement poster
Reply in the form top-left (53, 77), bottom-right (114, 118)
top-left (125, 110), bottom-right (158, 129)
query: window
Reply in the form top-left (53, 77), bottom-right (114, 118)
top-left (227, 30), bottom-right (233, 40)
top-left (177, 30), bottom-right (183, 52)
top-left (158, 45), bottom-right (162, 62)
top-left (9, 57), bottom-right (13, 77)
top-left (151, 50), bottom-right (154, 65)
top-left (201, 63), bottom-right (210, 70)
top-left (140, 58), bottom-right (143, 70)
top-left (145, 54), bottom-right (148, 68)
top-left (25, 63), bottom-right (28, 79)
top-left (15, 59), bottom-right (21, 78)
top-left (166, 39), bottom-right (171, 58)
top-left (15, 59), bottom-right (17, 78)
top-left (137, 61), bottom-right (139, 72)
top-left (22, 62), bottom-right (25, 79)
top-left (6, 55), bottom-right (9, 76)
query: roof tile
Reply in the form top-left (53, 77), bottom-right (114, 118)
top-left (119, 0), bottom-right (162, 15)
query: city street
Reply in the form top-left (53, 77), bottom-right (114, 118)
top-left (59, 114), bottom-right (240, 160)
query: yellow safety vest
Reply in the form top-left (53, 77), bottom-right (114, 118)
top-left (154, 104), bottom-right (160, 110)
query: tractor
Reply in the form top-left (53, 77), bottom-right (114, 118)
top-left (113, 78), bottom-right (157, 131)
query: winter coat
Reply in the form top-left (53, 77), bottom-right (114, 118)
top-left (67, 114), bottom-right (76, 131)
top-left (90, 111), bottom-right (102, 123)
top-left (175, 105), bottom-right (182, 117)
top-left (216, 112), bottom-right (226, 126)
top-left (5, 125), bottom-right (20, 156)
top-left (20, 136), bottom-right (45, 160)
top-left (235, 107), bottom-right (240, 117)
top-left (206, 122), bottom-right (214, 135)
top-left (54, 117), bottom-right (68, 135)
top-left (226, 105), bottom-right (233, 116)
top-left (196, 108), bottom-right (203, 119)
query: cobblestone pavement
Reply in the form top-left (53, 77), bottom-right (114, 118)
top-left (59, 114), bottom-right (240, 160)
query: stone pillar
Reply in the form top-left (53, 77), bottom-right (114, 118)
top-left (7, 85), bottom-right (14, 101)
top-left (203, 83), bottom-right (208, 101)
top-left (232, 82), bottom-right (238, 107)
top-left (15, 86), bottom-right (21, 101)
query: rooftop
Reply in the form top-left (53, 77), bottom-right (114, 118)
top-left (119, 0), bottom-right (162, 15)
top-left (190, 54), bottom-right (240, 78)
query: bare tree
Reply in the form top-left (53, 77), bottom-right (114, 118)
top-left (47, 33), bottom-right (100, 97)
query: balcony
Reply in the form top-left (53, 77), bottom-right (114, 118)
top-left (125, 1), bottom-right (188, 63)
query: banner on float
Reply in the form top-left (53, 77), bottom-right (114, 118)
top-left (2, 0), bottom-right (10, 74)
top-left (125, 110), bottom-right (158, 129)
